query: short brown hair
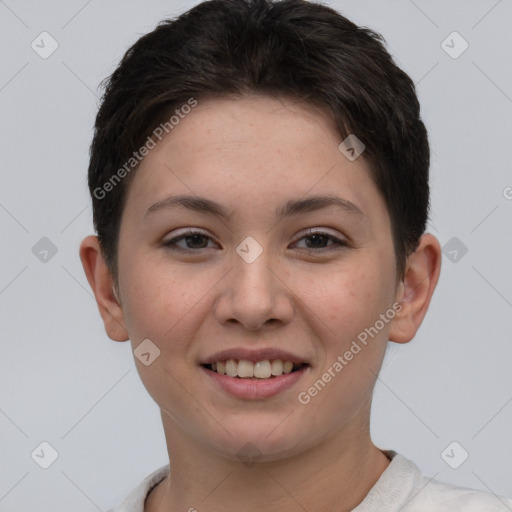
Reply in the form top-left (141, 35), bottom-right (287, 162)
top-left (87, 0), bottom-right (430, 284)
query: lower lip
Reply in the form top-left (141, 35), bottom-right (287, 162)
top-left (201, 366), bottom-right (309, 399)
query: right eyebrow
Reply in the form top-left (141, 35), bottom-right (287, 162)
top-left (146, 194), bottom-right (231, 219)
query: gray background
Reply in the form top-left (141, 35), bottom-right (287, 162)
top-left (1, 0), bottom-right (511, 510)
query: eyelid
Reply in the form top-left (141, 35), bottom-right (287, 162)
top-left (164, 227), bottom-right (211, 239)
top-left (293, 227), bottom-right (345, 239)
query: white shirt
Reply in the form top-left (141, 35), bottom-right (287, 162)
top-left (107, 451), bottom-right (512, 511)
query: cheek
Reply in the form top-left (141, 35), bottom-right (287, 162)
top-left (304, 257), bottom-right (394, 404)
top-left (119, 253), bottom-right (185, 341)
top-left (119, 250), bottom-right (223, 350)
top-left (295, 265), bottom-right (392, 425)
top-left (315, 262), bottom-right (390, 340)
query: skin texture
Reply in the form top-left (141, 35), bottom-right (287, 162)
top-left (80, 94), bottom-right (441, 512)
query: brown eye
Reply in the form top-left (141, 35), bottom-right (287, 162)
top-left (163, 230), bottom-right (217, 252)
top-left (292, 230), bottom-right (348, 252)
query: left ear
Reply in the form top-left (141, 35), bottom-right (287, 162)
top-left (388, 233), bottom-right (442, 344)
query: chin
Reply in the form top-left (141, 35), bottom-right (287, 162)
top-left (204, 420), bottom-right (310, 463)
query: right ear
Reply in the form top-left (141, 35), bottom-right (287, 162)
top-left (79, 235), bottom-right (129, 342)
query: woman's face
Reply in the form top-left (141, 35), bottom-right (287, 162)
top-left (115, 94), bottom-right (401, 461)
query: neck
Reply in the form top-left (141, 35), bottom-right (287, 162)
top-left (145, 412), bottom-right (391, 512)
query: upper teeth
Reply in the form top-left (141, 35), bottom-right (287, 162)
top-left (209, 359), bottom-right (301, 378)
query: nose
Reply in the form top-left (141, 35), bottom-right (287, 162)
top-left (213, 248), bottom-right (294, 331)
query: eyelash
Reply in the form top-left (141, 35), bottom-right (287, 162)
top-left (162, 229), bottom-right (348, 253)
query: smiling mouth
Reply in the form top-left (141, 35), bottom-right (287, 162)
top-left (202, 359), bottom-right (308, 379)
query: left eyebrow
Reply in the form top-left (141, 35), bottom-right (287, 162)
top-left (145, 193), bottom-right (365, 219)
top-left (276, 195), bottom-right (365, 218)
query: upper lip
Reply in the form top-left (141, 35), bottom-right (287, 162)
top-left (200, 348), bottom-right (309, 365)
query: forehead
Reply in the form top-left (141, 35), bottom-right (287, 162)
top-left (121, 94), bottom-right (389, 230)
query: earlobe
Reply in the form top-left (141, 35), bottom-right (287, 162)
top-left (388, 233), bottom-right (442, 344)
top-left (79, 235), bottom-right (129, 342)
